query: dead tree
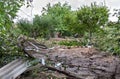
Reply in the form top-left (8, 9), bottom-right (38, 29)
top-left (17, 36), bottom-right (120, 79)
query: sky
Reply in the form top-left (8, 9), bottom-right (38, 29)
top-left (14, 0), bottom-right (120, 22)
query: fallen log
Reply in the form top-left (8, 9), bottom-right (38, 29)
top-left (0, 59), bottom-right (29, 79)
top-left (17, 36), bottom-right (120, 79)
top-left (25, 63), bottom-right (81, 79)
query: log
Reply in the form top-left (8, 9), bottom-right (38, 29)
top-left (17, 36), bottom-right (120, 79)
top-left (25, 63), bottom-right (81, 79)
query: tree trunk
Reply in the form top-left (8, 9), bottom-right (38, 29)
top-left (18, 37), bottom-right (120, 79)
top-left (89, 30), bottom-right (92, 45)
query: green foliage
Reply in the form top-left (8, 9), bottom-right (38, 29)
top-left (0, 0), bottom-right (25, 66)
top-left (0, 0), bottom-right (23, 29)
top-left (77, 2), bottom-right (109, 32)
top-left (17, 15), bottom-right (54, 38)
top-left (63, 11), bottom-right (81, 35)
top-left (5, 1), bottom-right (120, 57)
top-left (33, 15), bottom-right (56, 38)
top-left (18, 2), bottom-right (72, 38)
top-left (93, 22), bottom-right (120, 55)
top-left (70, 2), bottom-right (109, 43)
top-left (42, 2), bottom-right (72, 37)
top-left (58, 40), bottom-right (81, 46)
top-left (17, 19), bottom-right (33, 36)
top-left (92, 9), bottom-right (120, 55)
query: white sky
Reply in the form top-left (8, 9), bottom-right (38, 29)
top-left (14, 0), bottom-right (120, 22)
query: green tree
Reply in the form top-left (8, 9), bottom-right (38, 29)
top-left (17, 15), bottom-right (56, 38)
top-left (0, 0), bottom-right (32, 65)
top-left (76, 2), bottom-right (109, 43)
top-left (0, 0), bottom-right (24, 29)
top-left (34, 14), bottom-right (59, 38)
top-left (42, 2), bottom-right (72, 37)
top-left (0, 0), bottom-right (24, 53)
top-left (18, 2), bottom-right (72, 38)
top-left (63, 11), bottom-right (83, 36)
top-left (17, 19), bottom-right (33, 36)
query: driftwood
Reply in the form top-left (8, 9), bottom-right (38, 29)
top-left (17, 36), bottom-right (120, 79)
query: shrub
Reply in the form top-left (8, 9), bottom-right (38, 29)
top-left (58, 40), bottom-right (82, 46)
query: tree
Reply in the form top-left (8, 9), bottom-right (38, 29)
top-left (0, 0), bottom-right (24, 29)
top-left (41, 2), bottom-right (72, 37)
top-left (0, 0), bottom-right (32, 64)
top-left (76, 2), bottom-right (109, 43)
top-left (0, 0), bottom-right (24, 53)
top-left (18, 2), bottom-right (72, 38)
top-left (103, 9), bottom-right (120, 55)
top-left (17, 15), bottom-right (56, 38)
top-left (63, 11), bottom-right (83, 36)
top-left (17, 19), bottom-right (33, 36)
top-left (33, 15), bottom-right (58, 38)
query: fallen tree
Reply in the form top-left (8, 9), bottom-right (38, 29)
top-left (17, 36), bottom-right (120, 79)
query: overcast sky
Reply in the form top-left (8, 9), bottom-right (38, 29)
top-left (14, 0), bottom-right (120, 22)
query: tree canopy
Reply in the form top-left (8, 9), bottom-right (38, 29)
top-left (42, 2), bottom-right (72, 36)
top-left (77, 2), bottom-right (109, 43)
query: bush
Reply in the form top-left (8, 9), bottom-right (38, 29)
top-left (0, 26), bottom-right (26, 67)
top-left (58, 40), bottom-right (82, 46)
top-left (93, 26), bottom-right (120, 55)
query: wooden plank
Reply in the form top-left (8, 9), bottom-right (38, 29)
top-left (0, 59), bottom-right (20, 72)
top-left (0, 59), bottom-right (29, 79)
